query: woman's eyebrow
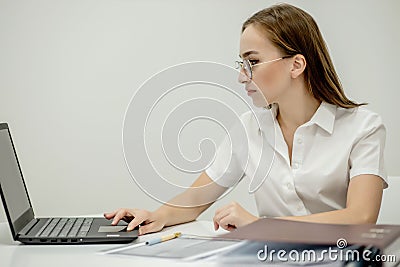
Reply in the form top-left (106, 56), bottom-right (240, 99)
top-left (239, 50), bottom-right (259, 58)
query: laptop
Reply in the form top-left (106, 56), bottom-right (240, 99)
top-left (0, 123), bottom-right (138, 244)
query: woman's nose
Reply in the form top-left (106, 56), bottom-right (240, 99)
top-left (238, 69), bottom-right (250, 84)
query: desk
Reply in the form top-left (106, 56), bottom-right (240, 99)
top-left (0, 220), bottom-right (228, 267)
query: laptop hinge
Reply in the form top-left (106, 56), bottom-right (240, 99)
top-left (18, 218), bottom-right (39, 237)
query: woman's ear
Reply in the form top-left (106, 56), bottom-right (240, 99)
top-left (290, 54), bottom-right (306, 79)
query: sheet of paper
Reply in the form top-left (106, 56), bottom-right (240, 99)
top-left (106, 236), bottom-right (244, 259)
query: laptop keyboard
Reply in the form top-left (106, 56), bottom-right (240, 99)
top-left (37, 218), bottom-right (93, 238)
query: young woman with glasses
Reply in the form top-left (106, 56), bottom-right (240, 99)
top-left (105, 3), bottom-right (387, 235)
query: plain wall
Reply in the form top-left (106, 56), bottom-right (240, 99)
top-left (0, 0), bottom-right (399, 224)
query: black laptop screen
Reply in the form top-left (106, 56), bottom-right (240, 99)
top-left (0, 127), bottom-right (32, 226)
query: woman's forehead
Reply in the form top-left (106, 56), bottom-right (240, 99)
top-left (239, 24), bottom-right (276, 57)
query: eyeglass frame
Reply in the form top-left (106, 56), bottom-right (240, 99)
top-left (235, 55), bottom-right (293, 80)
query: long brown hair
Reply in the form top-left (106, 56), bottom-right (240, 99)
top-left (242, 3), bottom-right (365, 108)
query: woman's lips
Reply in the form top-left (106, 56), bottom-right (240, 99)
top-left (246, 90), bottom-right (257, 96)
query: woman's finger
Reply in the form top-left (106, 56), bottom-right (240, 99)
top-left (219, 215), bottom-right (236, 231)
top-left (112, 209), bottom-right (131, 225)
top-left (213, 207), bottom-right (231, 230)
top-left (213, 220), bottom-right (219, 231)
top-left (138, 222), bottom-right (162, 235)
top-left (213, 206), bottom-right (231, 224)
top-left (127, 215), bottom-right (146, 231)
top-left (103, 210), bottom-right (118, 220)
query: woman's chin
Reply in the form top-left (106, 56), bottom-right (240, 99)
top-left (251, 98), bottom-right (269, 108)
top-left (249, 92), bottom-right (269, 108)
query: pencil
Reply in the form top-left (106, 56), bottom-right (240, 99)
top-left (145, 232), bottom-right (181, 246)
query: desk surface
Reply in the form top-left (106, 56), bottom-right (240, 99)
top-left (0, 220), bottom-right (228, 267)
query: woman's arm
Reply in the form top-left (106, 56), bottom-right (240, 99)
top-left (105, 171), bottom-right (227, 234)
top-left (278, 174), bottom-right (384, 224)
top-left (213, 174), bottom-right (384, 231)
top-left (155, 171), bottom-right (227, 226)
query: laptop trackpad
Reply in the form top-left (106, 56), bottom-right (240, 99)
top-left (98, 226), bottom-right (127, 233)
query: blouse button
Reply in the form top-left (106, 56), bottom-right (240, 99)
top-left (286, 183), bottom-right (292, 190)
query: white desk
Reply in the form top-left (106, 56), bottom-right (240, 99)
top-left (0, 220), bottom-right (228, 267)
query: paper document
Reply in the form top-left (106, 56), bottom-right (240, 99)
top-left (104, 235), bottom-right (245, 260)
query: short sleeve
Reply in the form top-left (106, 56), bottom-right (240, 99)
top-left (204, 114), bottom-right (248, 188)
top-left (349, 113), bottom-right (388, 188)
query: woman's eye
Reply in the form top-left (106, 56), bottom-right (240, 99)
top-left (249, 59), bottom-right (259, 65)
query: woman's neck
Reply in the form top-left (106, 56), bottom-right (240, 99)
top-left (276, 87), bottom-right (321, 130)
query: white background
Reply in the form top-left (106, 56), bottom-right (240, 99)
top-left (0, 0), bottom-right (399, 224)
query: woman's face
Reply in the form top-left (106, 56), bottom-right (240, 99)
top-left (238, 24), bottom-right (292, 108)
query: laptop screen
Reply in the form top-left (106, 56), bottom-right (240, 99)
top-left (0, 125), bottom-right (32, 231)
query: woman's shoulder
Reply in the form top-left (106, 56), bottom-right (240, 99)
top-left (238, 108), bottom-right (273, 130)
top-left (335, 104), bottom-right (385, 133)
top-left (336, 104), bottom-right (382, 121)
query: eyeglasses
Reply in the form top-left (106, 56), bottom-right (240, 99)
top-left (235, 55), bottom-right (292, 80)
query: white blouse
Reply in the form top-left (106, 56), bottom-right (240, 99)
top-left (205, 102), bottom-right (388, 217)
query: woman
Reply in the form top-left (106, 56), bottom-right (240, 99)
top-left (105, 3), bottom-right (387, 235)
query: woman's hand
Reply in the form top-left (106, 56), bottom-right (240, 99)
top-left (213, 202), bottom-right (259, 231)
top-left (104, 208), bottom-right (166, 235)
